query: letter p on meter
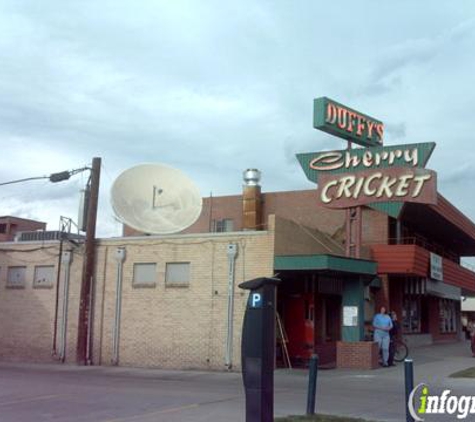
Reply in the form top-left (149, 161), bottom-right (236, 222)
top-left (251, 293), bottom-right (262, 308)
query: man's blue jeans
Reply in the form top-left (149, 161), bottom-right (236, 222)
top-left (374, 331), bottom-right (390, 365)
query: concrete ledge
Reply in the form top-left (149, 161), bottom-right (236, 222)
top-left (336, 341), bottom-right (379, 369)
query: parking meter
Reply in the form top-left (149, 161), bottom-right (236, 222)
top-left (239, 277), bottom-right (280, 422)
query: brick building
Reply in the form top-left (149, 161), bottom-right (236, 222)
top-left (0, 222), bottom-right (275, 369)
top-left (119, 171), bottom-right (475, 369)
top-left (0, 216), bottom-right (46, 242)
top-left (1, 171), bottom-right (475, 370)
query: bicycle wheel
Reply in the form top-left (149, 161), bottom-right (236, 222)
top-left (394, 342), bottom-right (409, 362)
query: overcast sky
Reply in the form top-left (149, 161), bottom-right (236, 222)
top-left (1, 1), bottom-right (475, 238)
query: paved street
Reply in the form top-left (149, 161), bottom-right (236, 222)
top-left (1, 341), bottom-right (474, 421)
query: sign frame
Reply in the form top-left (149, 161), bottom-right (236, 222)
top-left (343, 306), bottom-right (359, 327)
top-left (315, 168), bottom-right (437, 209)
top-left (430, 252), bottom-right (443, 281)
top-left (314, 97), bottom-right (384, 147)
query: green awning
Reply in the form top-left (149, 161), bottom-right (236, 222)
top-left (274, 254), bottom-right (377, 275)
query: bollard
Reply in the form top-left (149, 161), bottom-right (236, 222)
top-left (404, 359), bottom-right (415, 422)
top-left (306, 354), bottom-right (319, 415)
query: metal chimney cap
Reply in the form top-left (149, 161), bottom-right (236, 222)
top-left (243, 169), bottom-right (261, 186)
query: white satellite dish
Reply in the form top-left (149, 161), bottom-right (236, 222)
top-left (110, 163), bottom-right (202, 234)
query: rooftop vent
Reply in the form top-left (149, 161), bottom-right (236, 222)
top-left (243, 169), bottom-right (261, 186)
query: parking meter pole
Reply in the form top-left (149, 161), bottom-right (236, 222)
top-left (404, 359), bottom-right (415, 422)
top-left (306, 354), bottom-right (319, 415)
top-left (239, 277), bottom-right (280, 422)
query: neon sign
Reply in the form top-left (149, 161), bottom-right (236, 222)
top-left (297, 140), bottom-right (437, 217)
top-left (314, 97), bottom-right (384, 147)
top-left (297, 143), bottom-right (435, 183)
top-left (309, 147), bottom-right (419, 172)
top-left (316, 168), bottom-right (437, 208)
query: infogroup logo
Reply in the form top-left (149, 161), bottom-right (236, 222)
top-left (409, 383), bottom-right (475, 420)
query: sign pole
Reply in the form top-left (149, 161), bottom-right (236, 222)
top-left (345, 140), bottom-right (362, 259)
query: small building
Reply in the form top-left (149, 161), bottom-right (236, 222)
top-left (0, 216), bottom-right (46, 242)
top-left (0, 214), bottom-right (275, 369)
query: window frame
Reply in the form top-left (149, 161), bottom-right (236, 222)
top-left (132, 262), bottom-right (157, 288)
top-left (213, 219), bottom-right (234, 233)
top-left (7, 266), bottom-right (27, 289)
top-left (33, 265), bottom-right (55, 289)
top-left (165, 262), bottom-right (191, 288)
top-left (439, 298), bottom-right (457, 334)
top-left (402, 295), bottom-right (422, 334)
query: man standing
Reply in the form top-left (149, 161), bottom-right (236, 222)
top-left (373, 306), bottom-right (393, 367)
top-left (468, 320), bottom-right (475, 357)
top-left (388, 311), bottom-right (400, 366)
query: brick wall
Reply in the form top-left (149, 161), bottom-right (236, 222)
top-left (0, 227), bottom-right (275, 371)
top-left (124, 195), bottom-right (245, 236)
top-left (362, 209), bottom-right (388, 246)
top-left (336, 341), bottom-right (379, 369)
top-left (0, 217), bottom-right (47, 242)
top-left (92, 228), bottom-right (275, 370)
top-left (0, 242), bottom-right (83, 363)
top-left (125, 189), bottom-right (347, 237)
top-left (375, 274), bottom-right (390, 311)
top-left (262, 190), bottom-right (346, 236)
top-left (428, 296), bottom-right (459, 343)
top-left (388, 276), bottom-right (403, 319)
top-left (315, 342), bottom-right (337, 366)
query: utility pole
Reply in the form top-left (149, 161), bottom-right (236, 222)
top-left (76, 157), bottom-right (101, 365)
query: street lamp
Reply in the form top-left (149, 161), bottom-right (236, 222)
top-left (0, 166), bottom-right (90, 186)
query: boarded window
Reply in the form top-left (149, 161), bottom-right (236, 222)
top-left (133, 263), bottom-right (156, 287)
top-left (7, 266), bottom-right (26, 288)
top-left (33, 265), bottom-right (55, 288)
top-left (165, 262), bottom-right (190, 287)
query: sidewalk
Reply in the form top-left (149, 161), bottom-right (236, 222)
top-left (274, 340), bottom-right (475, 421)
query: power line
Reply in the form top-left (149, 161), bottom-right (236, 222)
top-left (0, 175), bottom-right (49, 186)
top-left (0, 166), bottom-right (90, 187)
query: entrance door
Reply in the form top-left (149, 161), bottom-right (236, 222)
top-left (325, 295), bottom-right (341, 342)
top-left (284, 293), bottom-right (314, 364)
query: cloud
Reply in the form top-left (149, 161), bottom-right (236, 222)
top-left (384, 122), bottom-right (406, 141)
top-left (439, 163), bottom-right (475, 185)
top-left (0, 1), bottom-right (475, 237)
top-left (362, 18), bottom-right (475, 96)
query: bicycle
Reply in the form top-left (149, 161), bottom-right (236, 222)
top-left (367, 328), bottom-right (409, 364)
top-left (392, 338), bottom-right (409, 362)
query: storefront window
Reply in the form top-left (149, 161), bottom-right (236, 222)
top-left (439, 299), bottom-right (457, 333)
top-left (402, 296), bottom-right (421, 333)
